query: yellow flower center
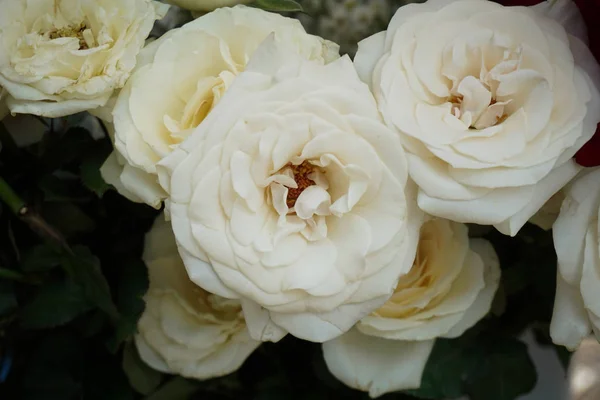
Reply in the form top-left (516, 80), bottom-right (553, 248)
top-left (48, 23), bottom-right (89, 50)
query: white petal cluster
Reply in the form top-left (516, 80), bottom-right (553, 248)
top-left (136, 216), bottom-right (260, 379)
top-left (0, 0), bottom-right (168, 117)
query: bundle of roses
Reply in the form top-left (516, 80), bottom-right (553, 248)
top-left (0, 0), bottom-right (599, 398)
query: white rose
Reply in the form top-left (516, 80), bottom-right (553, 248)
top-left (102, 5), bottom-right (339, 209)
top-left (354, 0), bottom-right (600, 236)
top-left (157, 38), bottom-right (423, 343)
top-left (135, 215), bottom-right (260, 379)
top-left (165, 0), bottom-right (250, 12)
top-left (323, 219), bottom-right (501, 398)
top-left (0, 0), bottom-right (168, 118)
top-left (550, 168), bottom-right (600, 350)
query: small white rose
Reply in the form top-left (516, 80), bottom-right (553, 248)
top-left (354, 0), bottom-right (600, 236)
top-left (135, 215), bottom-right (260, 379)
top-left (103, 5), bottom-right (339, 209)
top-left (323, 219), bottom-right (501, 398)
top-left (550, 168), bottom-right (600, 350)
top-left (0, 0), bottom-right (168, 118)
top-left (157, 37), bottom-right (423, 343)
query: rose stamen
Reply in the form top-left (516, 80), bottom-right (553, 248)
top-left (448, 91), bottom-right (508, 128)
top-left (48, 23), bottom-right (89, 50)
top-left (285, 161), bottom-right (316, 208)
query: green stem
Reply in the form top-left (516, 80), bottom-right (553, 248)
top-left (0, 268), bottom-right (27, 283)
top-left (0, 175), bottom-right (71, 253)
top-left (0, 177), bottom-right (26, 215)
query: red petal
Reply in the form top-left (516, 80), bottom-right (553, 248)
top-left (575, 126), bottom-right (600, 167)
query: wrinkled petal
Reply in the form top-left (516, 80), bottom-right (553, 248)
top-left (322, 328), bottom-right (434, 398)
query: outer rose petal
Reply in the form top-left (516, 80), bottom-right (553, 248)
top-left (443, 239), bottom-right (501, 338)
top-left (165, 0), bottom-right (251, 12)
top-left (528, 190), bottom-right (565, 230)
top-left (322, 328), bottom-right (435, 398)
top-left (550, 274), bottom-right (592, 350)
top-left (100, 152), bottom-right (146, 204)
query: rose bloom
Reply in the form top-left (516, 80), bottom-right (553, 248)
top-left (101, 5), bottom-right (339, 209)
top-left (156, 39), bottom-right (423, 343)
top-left (135, 215), bottom-right (260, 379)
top-left (0, 0), bottom-right (168, 118)
top-left (497, 0), bottom-right (600, 167)
top-left (164, 0), bottom-right (250, 12)
top-left (323, 219), bottom-right (500, 398)
top-left (550, 168), bottom-right (600, 350)
top-left (354, 0), bottom-right (600, 236)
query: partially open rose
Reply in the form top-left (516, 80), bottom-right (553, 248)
top-left (323, 219), bottom-right (500, 397)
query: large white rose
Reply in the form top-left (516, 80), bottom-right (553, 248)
top-left (135, 215), bottom-right (260, 379)
top-left (322, 219), bottom-right (501, 398)
top-left (101, 6), bottom-right (339, 209)
top-left (0, 0), bottom-right (168, 118)
top-left (550, 168), bottom-right (600, 350)
top-left (354, 0), bottom-right (600, 236)
top-left (156, 38), bottom-right (423, 343)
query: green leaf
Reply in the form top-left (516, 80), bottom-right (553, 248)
top-left (465, 337), bottom-right (537, 400)
top-left (0, 281), bottom-right (17, 315)
top-left (20, 244), bottom-right (61, 272)
top-left (553, 345), bottom-right (572, 371)
top-left (21, 331), bottom-right (85, 400)
top-left (502, 265), bottom-right (531, 296)
top-left (43, 202), bottom-right (96, 236)
top-left (61, 246), bottom-right (120, 321)
top-left (20, 280), bottom-right (92, 329)
top-left (145, 377), bottom-right (200, 400)
top-left (107, 258), bottom-right (149, 351)
top-left (39, 174), bottom-right (91, 203)
top-left (83, 340), bottom-right (135, 400)
top-left (407, 338), bottom-right (475, 399)
top-left (122, 341), bottom-right (163, 395)
top-left (40, 127), bottom-right (95, 172)
top-left (80, 143), bottom-right (111, 197)
top-left (22, 371), bottom-right (81, 400)
top-left (251, 0), bottom-right (303, 12)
